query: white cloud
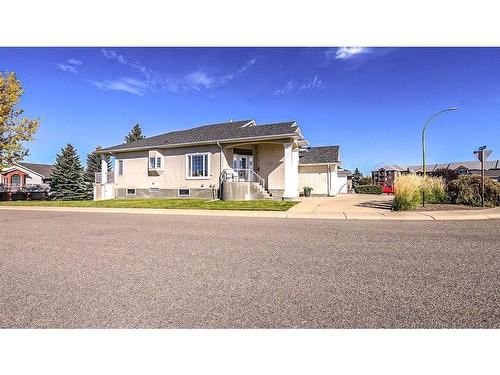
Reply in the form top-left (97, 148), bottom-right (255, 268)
top-left (55, 58), bottom-right (83, 74)
top-left (329, 47), bottom-right (371, 60)
top-left (274, 75), bottom-right (325, 95)
top-left (300, 75), bottom-right (325, 90)
top-left (88, 77), bottom-right (148, 96)
top-left (55, 63), bottom-right (78, 74)
top-left (95, 50), bottom-right (256, 95)
top-left (102, 49), bottom-right (128, 64)
top-left (67, 58), bottom-right (82, 65)
top-left (219, 58), bottom-right (257, 83)
top-left (101, 49), bottom-right (154, 83)
top-left (274, 80), bottom-right (296, 95)
top-left (168, 58), bottom-right (257, 93)
top-left (184, 71), bottom-right (215, 90)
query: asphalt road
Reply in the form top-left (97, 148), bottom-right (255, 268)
top-left (1, 210), bottom-right (499, 328)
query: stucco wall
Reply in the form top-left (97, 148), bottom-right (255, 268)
top-left (255, 143), bottom-right (285, 190)
top-left (112, 142), bottom-right (288, 196)
top-left (299, 164), bottom-right (344, 195)
top-left (299, 165), bottom-right (328, 195)
top-left (114, 145), bottom-right (227, 191)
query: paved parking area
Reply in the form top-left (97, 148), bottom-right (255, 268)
top-left (1, 210), bottom-right (499, 328)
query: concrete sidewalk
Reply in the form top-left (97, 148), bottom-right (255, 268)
top-left (1, 204), bottom-right (499, 220)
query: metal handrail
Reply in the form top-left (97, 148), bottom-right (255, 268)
top-left (221, 168), bottom-right (266, 189)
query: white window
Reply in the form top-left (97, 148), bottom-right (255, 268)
top-left (149, 187), bottom-right (160, 193)
top-left (118, 160), bottom-right (124, 176)
top-left (178, 188), bottom-right (190, 197)
top-left (149, 156), bottom-right (163, 169)
top-left (186, 153), bottom-right (210, 179)
top-left (126, 188), bottom-right (136, 195)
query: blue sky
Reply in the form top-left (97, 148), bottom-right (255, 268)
top-left (1, 47), bottom-right (499, 174)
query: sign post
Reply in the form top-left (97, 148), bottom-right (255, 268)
top-left (473, 146), bottom-right (492, 207)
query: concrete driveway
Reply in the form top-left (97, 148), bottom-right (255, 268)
top-left (290, 194), bottom-right (393, 213)
top-left (288, 194), bottom-right (394, 218)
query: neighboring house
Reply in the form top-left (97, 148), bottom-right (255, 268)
top-left (372, 160), bottom-right (500, 186)
top-left (0, 162), bottom-right (53, 191)
top-left (95, 119), bottom-right (345, 200)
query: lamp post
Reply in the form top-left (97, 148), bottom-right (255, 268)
top-left (421, 107), bottom-right (459, 206)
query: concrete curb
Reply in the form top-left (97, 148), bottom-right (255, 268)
top-left (1, 205), bottom-right (499, 221)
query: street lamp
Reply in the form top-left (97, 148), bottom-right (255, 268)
top-left (421, 106), bottom-right (459, 206)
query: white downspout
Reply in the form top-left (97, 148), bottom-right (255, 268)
top-left (327, 164), bottom-right (331, 196)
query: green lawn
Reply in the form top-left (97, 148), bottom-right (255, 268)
top-left (0, 198), bottom-right (298, 211)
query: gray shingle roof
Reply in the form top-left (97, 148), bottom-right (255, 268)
top-left (379, 165), bottom-right (408, 172)
top-left (338, 168), bottom-right (352, 177)
top-left (101, 120), bottom-right (300, 152)
top-left (299, 146), bottom-right (340, 164)
top-left (18, 162), bottom-right (54, 178)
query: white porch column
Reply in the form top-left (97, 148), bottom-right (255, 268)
top-left (328, 164), bottom-right (338, 196)
top-left (283, 142), bottom-right (299, 199)
top-left (101, 155), bottom-right (108, 183)
top-left (100, 155), bottom-right (108, 200)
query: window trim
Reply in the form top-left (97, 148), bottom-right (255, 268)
top-left (178, 188), bottom-right (190, 197)
top-left (118, 160), bottom-right (124, 176)
top-left (126, 188), bottom-right (136, 196)
top-left (148, 155), bottom-right (163, 170)
top-left (185, 152), bottom-right (210, 180)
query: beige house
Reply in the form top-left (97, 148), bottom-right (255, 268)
top-left (95, 119), bottom-right (344, 200)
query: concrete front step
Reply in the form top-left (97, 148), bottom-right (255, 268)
top-left (251, 182), bottom-right (273, 199)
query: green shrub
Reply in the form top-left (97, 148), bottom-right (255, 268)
top-left (432, 168), bottom-right (459, 182)
top-left (446, 175), bottom-right (500, 207)
top-left (358, 176), bottom-right (373, 185)
top-left (355, 185), bottom-right (382, 194)
top-left (393, 175), bottom-right (445, 211)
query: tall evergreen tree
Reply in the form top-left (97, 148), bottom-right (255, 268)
top-left (352, 168), bottom-right (363, 190)
top-left (124, 123), bottom-right (145, 143)
top-left (83, 146), bottom-right (111, 200)
top-left (50, 144), bottom-right (87, 201)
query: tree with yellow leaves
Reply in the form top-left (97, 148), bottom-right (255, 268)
top-left (0, 72), bottom-right (40, 170)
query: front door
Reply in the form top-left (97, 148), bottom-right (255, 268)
top-left (233, 154), bottom-right (254, 170)
top-left (233, 154), bottom-right (254, 181)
